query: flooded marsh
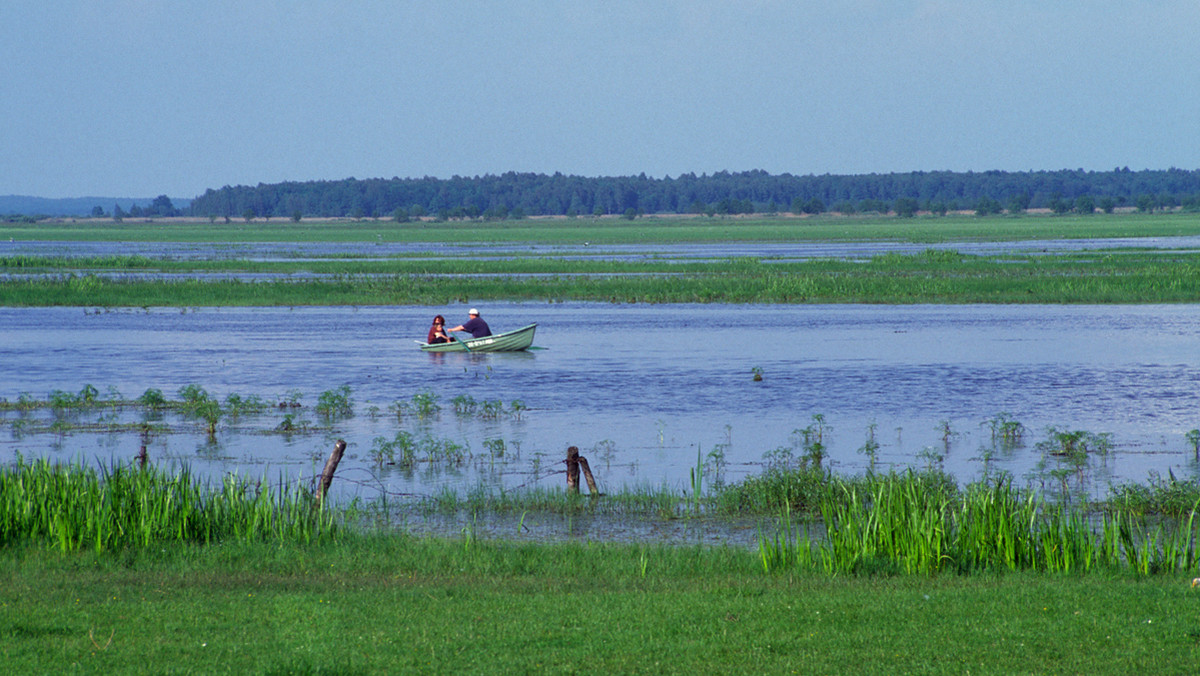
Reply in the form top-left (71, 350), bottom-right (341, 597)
top-left (3, 303), bottom-right (1199, 517)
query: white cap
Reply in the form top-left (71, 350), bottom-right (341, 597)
top-left (468, 308), bottom-right (479, 315)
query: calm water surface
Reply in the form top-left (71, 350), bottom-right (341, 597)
top-left (3, 303), bottom-right (1199, 510)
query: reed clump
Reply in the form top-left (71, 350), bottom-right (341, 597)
top-left (0, 458), bottom-right (338, 552)
top-left (756, 470), bottom-right (1200, 576)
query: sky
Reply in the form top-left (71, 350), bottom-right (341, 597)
top-left (2, 1), bottom-right (1199, 199)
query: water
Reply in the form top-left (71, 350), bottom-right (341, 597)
top-left (7, 234), bottom-right (1200, 263)
top-left (3, 303), bottom-right (1200, 506)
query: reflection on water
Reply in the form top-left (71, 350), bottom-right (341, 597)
top-left (2, 303), bottom-right (1200, 507)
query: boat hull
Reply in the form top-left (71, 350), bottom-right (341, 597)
top-left (419, 323), bottom-right (537, 352)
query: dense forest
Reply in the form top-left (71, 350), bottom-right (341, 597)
top-left (184, 168), bottom-right (1200, 221)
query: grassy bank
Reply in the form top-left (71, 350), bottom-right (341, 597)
top-left (5, 462), bottom-right (1200, 670)
top-left (3, 537), bottom-right (1200, 673)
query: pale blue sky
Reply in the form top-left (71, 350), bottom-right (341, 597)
top-left (2, 1), bottom-right (1198, 199)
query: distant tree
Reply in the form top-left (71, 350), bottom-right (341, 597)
top-left (113, 203), bottom-right (125, 222)
top-left (894, 197), bottom-right (919, 218)
top-left (393, 207), bottom-right (409, 223)
top-left (974, 196), bottom-right (1003, 216)
top-left (623, 207), bottom-right (638, 220)
top-left (150, 195), bottom-right (176, 216)
top-left (832, 200), bottom-right (856, 215)
top-left (593, 205), bottom-right (605, 217)
top-left (1136, 194), bottom-right (1157, 212)
top-left (802, 197), bottom-right (825, 215)
top-left (859, 199), bottom-right (888, 214)
top-left (930, 201), bottom-right (948, 216)
top-left (291, 210), bottom-right (302, 222)
top-left (409, 204), bottom-right (426, 219)
top-left (243, 207), bottom-right (256, 222)
top-left (1008, 193), bottom-right (1030, 214)
top-left (1099, 196), bottom-right (1117, 214)
top-left (90, 205), bottom-right (105, 217)
top-left (129, 204), bottom-right (144, 218)
top-left (1075, 195), bottom-right (1095, 214)
top-left (1047, 193), bottom-right (1071, 214)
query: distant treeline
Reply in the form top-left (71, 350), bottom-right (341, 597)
top-left (187, 168), bottom-right (1200, 221)
top-left (0, 195), bottom-right (182, 219)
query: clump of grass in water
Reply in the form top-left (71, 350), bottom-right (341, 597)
top-left (983, 412), bottom-right (1025, 448)
top-left (1186, 429), bottom-right (1200, 459)
top-left (178, 384), bottom-right (221, 436)
top-left (316, 385), bottom-right (354, 419)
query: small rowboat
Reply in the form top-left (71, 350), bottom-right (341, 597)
top-left (419, 323), bottom-right (538, 353)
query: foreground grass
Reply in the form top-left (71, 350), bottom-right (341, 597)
top-left (3, 538), bottom-right (1200, 673)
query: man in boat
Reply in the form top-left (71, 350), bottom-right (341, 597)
top-left (447, 308), bottom-right (491, 338)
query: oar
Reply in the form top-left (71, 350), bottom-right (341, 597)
top-left (453, 330), bottom-right (472, 352)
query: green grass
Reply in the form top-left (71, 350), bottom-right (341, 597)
top-left (4, 461), bottom-right (1200, 670)
top-left (5, 249), bottom-right (1200, 306)
top-left (0, 458), bottom-right (338, 552)
top-left (6, 212), bottom-right (1200, 306)
top-left (3, 537), bottom-right (1200, 673)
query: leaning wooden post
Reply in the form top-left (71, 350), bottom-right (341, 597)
top-left (566, 445), bottom-right (581, 494)
top-left (578, 456), bottom-right (599, 496)
top-left (565, 445), bottom-right (599, 497)
top-left (317, 439), bottom-right (347, 505)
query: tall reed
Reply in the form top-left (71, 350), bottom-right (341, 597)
top-left (0, 458), bottom-right (338, 552)
top-left (757, 471), bottom-right (1200, 577)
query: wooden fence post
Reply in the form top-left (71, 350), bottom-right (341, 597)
top-left (566, 446), bottom-right (581, 493)
top-left (317, 439), bottom-right (347, 504)
top-left (565, 445), bottom-right (599, 496)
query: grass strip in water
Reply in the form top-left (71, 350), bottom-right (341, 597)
top-left (6, 211), bottom-right (1200, 243)
top-left (5, 249), bottom-right (1200, 305)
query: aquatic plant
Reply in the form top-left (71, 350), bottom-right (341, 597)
top-left (409, 390), bottom-right (441, 419)
top-left (316, 385), bottom-right (354, 419)
top-left (482, 437), bottom-right (506, 458)
top-left (223, 392), bottom-right (268, 417)
top-left (857, 422), bottom-right (881, 472)
top-left (137, 387), bottom-right (167, 409)
top-left (451, 394), bottom-right (477, 415)
top-left (983, 412), bottom-right (1024, 448)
